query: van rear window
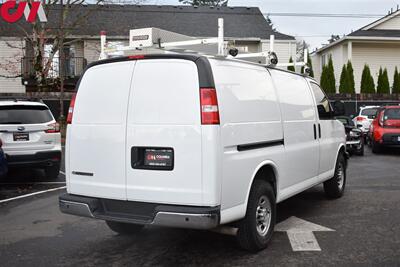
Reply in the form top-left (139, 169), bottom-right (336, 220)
top-left (0, 105), bottom-right (53, 124)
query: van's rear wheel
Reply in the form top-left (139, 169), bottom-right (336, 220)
top-left (236, 180), bottom-right (276, 252)
top-left (324, 153), bottom-right (346, 199)
top-left (106, 221), bottom-right (144, 235)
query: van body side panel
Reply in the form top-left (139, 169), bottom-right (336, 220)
top-left (67, 61), bottom-right (136, 200)
top-left (209, 59), bottom-right (284, 222)
top-left (269, 70), bottom-right (320, 200)
top-left (125, 59), bottom-right (206, 206)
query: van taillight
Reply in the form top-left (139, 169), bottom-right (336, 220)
top-left (45, 122), bottom-right (60, 133)
top-left (67, 93), bottom-right (76, 124)
top-left (200, 88), bottom-right (220, 125)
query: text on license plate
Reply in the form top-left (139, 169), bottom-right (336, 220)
top-left (13, 132), bottom-right (29, 141)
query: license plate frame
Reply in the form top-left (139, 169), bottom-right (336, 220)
top-left (13, 132), bottom-right (29, 142)
top-left (131, 147), bottom-right (174, 171)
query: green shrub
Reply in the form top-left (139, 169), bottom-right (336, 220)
top-left (393, 67), bottom-right (400, 94)
top-left (288, 57), bottom-right (295, 72)
top-left (346, 61), bottom-right (355, 93)
top-left (360, 64), bottom-right (375, 93)
top-left (339, 64), bottom-right (349, 93)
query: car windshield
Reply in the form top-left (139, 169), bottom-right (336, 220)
top-left (0, 105), bottom-right (53, 124)
top-left (384, 109), bottom-right (400, 120)
top-left (361, 108), bottom-right (378, 118)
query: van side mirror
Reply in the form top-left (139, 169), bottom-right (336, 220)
top-left (333, 100), bottom-right (345, 116)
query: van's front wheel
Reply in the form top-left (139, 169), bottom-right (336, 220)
top-left (237, 180), bottom-right (276, 252)
top-left (324, 152), bottom-right (346, 198)
top-left (106, 221), bottom-right (144, 235)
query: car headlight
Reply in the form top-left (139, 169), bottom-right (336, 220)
top-left (350, 130), bottom-right (360, 137)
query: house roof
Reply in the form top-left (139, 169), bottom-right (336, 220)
top-left (314, 10), bottom-right (400, 54)
top-left (348, 29), bottom-right (400, 38)
top-left (0, 4), bottom-right (294, 40)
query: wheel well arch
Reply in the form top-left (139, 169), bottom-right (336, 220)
top-left (244, 161), bottom-right (279, 209)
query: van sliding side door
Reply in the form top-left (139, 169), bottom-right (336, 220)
top-left (308, 82), bottom-right (339, 179)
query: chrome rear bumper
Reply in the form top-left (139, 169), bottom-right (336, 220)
top-left (59, 194), bottom-right (219, 230)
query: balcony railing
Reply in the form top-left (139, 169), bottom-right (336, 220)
top-left (21, 56), bottom-right (86, 87)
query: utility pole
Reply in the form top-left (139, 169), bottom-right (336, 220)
top-left (59, 0), bottom-right (65, 124)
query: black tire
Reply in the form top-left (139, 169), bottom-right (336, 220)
top-left (45, 164), bottom-right (60, 179)
top-left (371, 140), bottom-right (381, 154)
top-left (236, 180), bottom-right (276, 252)
top-left (324, 152), bottom-right (346, 199)
top-left (106, 221), bottom-right (144, 235)
top-left (355, 140), bottom-right (364, 156)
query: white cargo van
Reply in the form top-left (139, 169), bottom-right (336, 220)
top-left (60, 54), bottom-right (347, 251)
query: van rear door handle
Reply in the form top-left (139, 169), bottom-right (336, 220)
top-left (318, 124), bottom-right (322, 138)
top-left (313, 124), bottom-right (317, 140)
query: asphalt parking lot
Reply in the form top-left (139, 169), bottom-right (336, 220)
top-left (0, 147), bottom-right (399, 266)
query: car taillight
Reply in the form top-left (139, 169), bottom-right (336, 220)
top-left (356, 116), bottom-right (366, 121)
top-left (67, 93), bottom-right (76, 124)
top-left (45, 123), bottom-right (60, 133)
top-left (200, 88), bottom-right (220, 125)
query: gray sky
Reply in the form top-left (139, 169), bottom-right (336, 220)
top-left (145, 0), bottom-right (400, 49)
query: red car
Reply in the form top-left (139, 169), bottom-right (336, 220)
top-left (369, 106), bottom-right (400, 153)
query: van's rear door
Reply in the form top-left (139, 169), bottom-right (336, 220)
top-left (67, 61), bottom-right (136, 200)
top-left (126, 59), bottom-right (203, 205)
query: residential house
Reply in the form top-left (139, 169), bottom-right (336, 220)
top-left (0, 4), bottom-right (296, 93)
top-left (312, 9), bottom-right (400, 93)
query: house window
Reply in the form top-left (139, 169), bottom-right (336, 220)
top-left (321, 54), bottom-right (327, 68)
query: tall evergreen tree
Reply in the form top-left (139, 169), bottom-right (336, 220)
top-left (339, 64), bottom-right (349, 93)
top-left (377, 67), bottom-right (384, 93)
top-left (325, 55), bottom-right (336, 93)
top-left (346, 61), bottom-right (355, 93)
top-left (360, 65), bottom-right (375, 94)
top-left (288, 57), bottom-right (295, 72)
top-left (382, 68), bottom-right (390, 94)
top-left (393, 67), bottom-right (400, 94)
top-left (308, 54), bottom-right (314, 78)
top-left (179, 0), bottom-right (228, 6)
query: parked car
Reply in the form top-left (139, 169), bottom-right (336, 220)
top-left (59, 54), bottom-right (347, 252)
top-left (336, 116), bottom-right (364, 156)
top-left (353, 106), bottom-right (380, 139)
top-left (0, 98), bottom-right (61, 179)
top-left (369, 105), bottom-right (400, 153)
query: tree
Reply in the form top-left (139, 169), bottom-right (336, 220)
top-left (266, 15), bottom-right (276, 31)
top-left (376, 67), bottom-right (383, 93)
top-left (393, 67), bottom-right (400, 94)
top-left (287, 57), bottom-right (295, 72)
top-left (179, 0), bottom-right (228, 6)
top-left (376, 67), bottom-right (390, 94)
top-left (4, 0), bottom-right (146, 123)
top-left (346, 61), bottom-right (355, 93)
top-left (382, 68), bottom-right (390, 94)
top-left (360, 65), bottom-right (375, 94)
top-left (320, 65), bottom-right (328, 92)
top-left (320, 59), bottom-right (336, 94)
top-left (339, 64), bottom-right (349, 94)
